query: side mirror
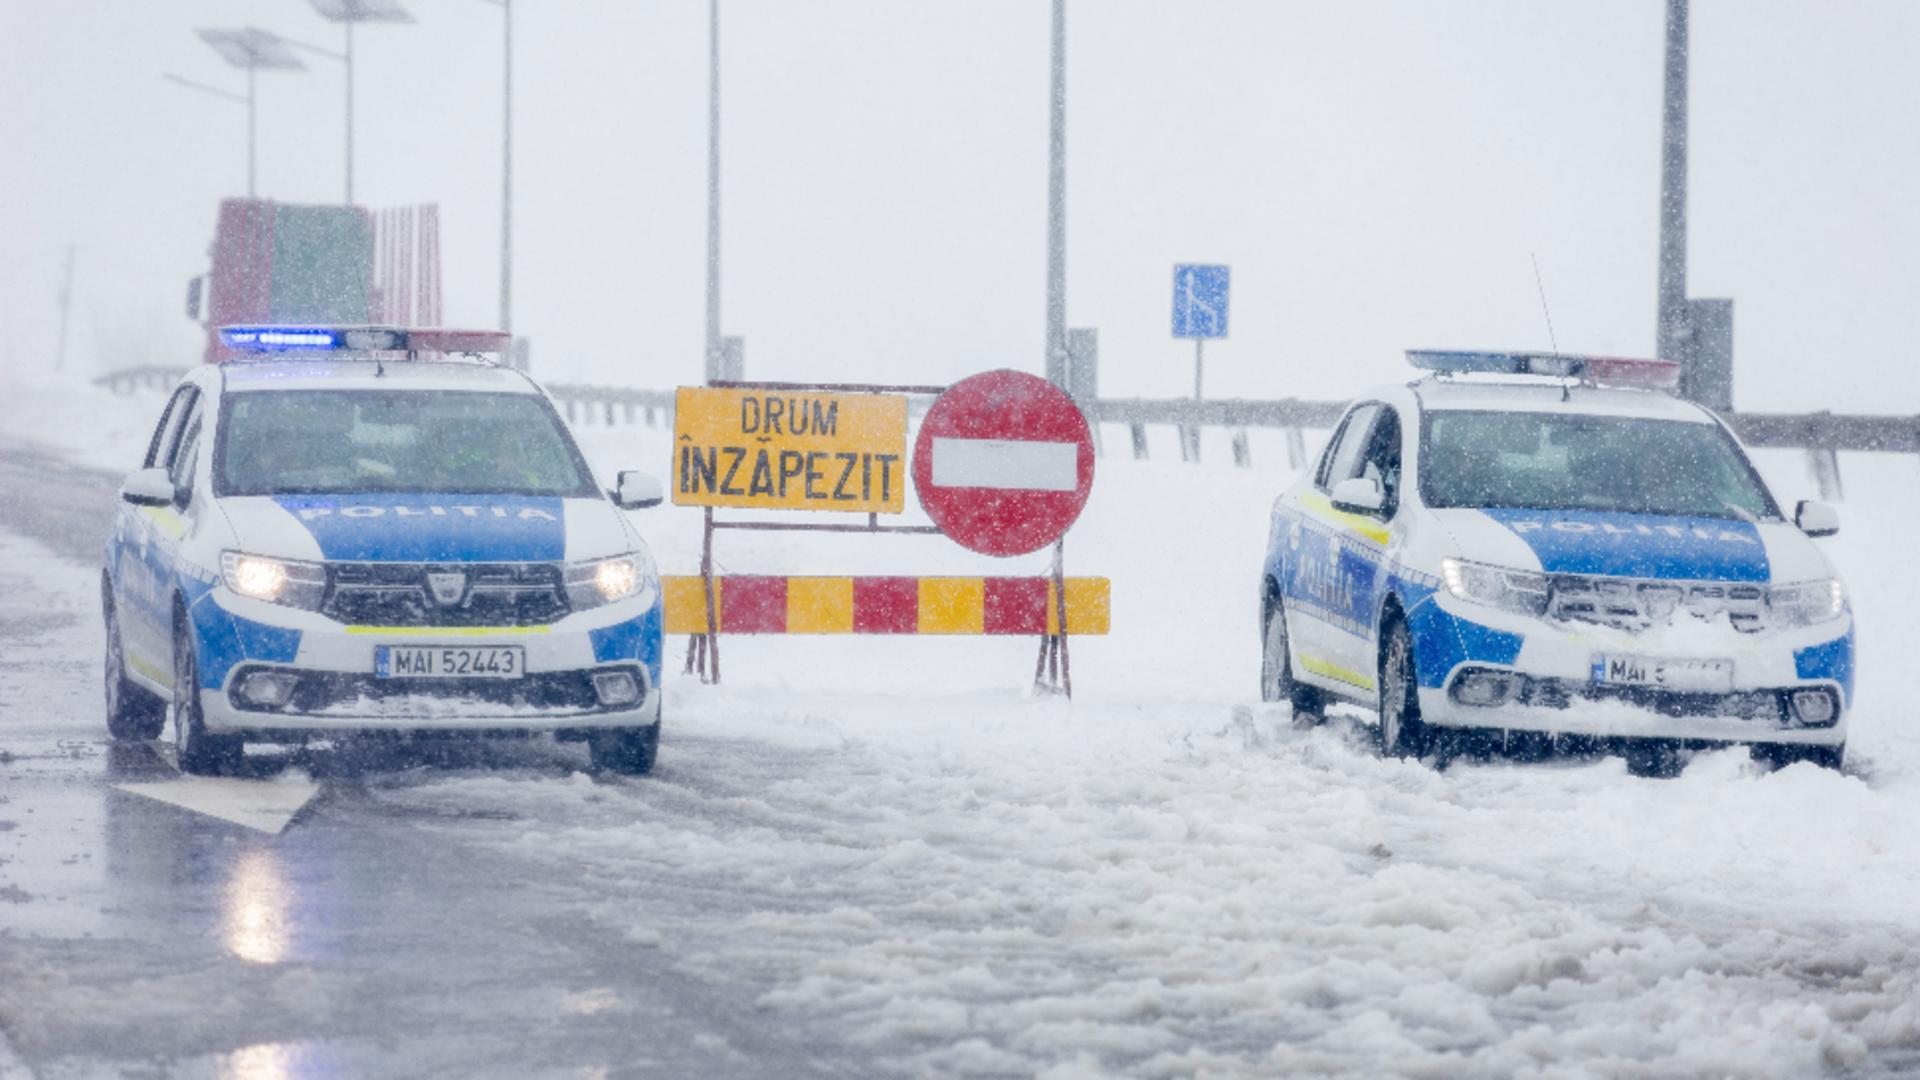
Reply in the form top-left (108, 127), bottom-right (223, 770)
top-left (1796, 499), bottom-right (1839, 538)
top-left (1330, 476), bottom-right (1385, 516)
top-left (613, 470), bottom-right (664, 510)
top-left (120, 467), bottom-right (175, 508)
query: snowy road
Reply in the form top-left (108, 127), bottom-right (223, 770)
top-left (5, 383), bottom-right (1920, 1076)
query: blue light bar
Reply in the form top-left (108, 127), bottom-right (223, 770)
top-left (1406, 350), bottom-right (1582, 377)
top-left (1407, 350), bottom-right (1681, 390)
top-left (219, 326), bottom-right (408, 354)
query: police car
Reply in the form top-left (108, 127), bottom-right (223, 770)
top-left (101, 326), bottom-right (667, 775)
top-left (1260, 350), bottom-right (1853, 771)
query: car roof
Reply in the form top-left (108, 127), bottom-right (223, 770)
top-left (216, 359), bottom-right (541, 394)
top-left (1396, 376), bottom-right (1716, 423)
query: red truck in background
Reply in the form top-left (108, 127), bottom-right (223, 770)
top-left (188, 198), bottom-right (441, 362)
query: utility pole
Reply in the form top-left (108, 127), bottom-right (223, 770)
top-left (499, 0), bottom-right (513, 335)
top-left (1655, 0), bottom-right (1689, 367)
top-left (704, 0), bottom-right (722, 382)
top-left (1044, 0), bottom-right (1068, 387)
top-left (55, 245), bottom-right (75, 372)
top-left (345, 21), bottom-right (354, 203)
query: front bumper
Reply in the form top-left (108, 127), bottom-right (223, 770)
top-left (188, 583), bottom-right (664, 737)
top-left (1408, 591), bottom-right (1853, 747)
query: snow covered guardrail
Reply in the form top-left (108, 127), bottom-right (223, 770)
top-left (92, 365), bottom-right (191, 394)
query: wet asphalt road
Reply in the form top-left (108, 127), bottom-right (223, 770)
top-left (0, 439), bottom-right (848, 1078)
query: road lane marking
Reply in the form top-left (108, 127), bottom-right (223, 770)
top-left (113, 776), bottom-right (321, 835)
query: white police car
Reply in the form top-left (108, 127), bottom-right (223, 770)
top-left (1260, 350), bottom-right (1853, 771)
top-left (101, 326), bottom-right (667, 775)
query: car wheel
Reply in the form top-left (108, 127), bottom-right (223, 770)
top-left (1376, 616), bottom-right (1430, 759)
top-left (588, 715), bottom-right (660, 776)
top-left (1754, 743), bottom-right (1845, 772)
top-left (103, 583), bottom-right (164, 741)
top-left (1260, 597), bottom-right (1323, 719)
top-left (171, 611), bottom-right (242, 776)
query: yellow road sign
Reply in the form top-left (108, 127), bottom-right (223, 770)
top-left (671, 387), bottom-right (909, 512)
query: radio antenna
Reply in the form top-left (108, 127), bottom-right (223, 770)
top-left (1531, 252), bottom-right (1559, 352)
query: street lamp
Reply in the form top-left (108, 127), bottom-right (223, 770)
top-left (187, 28), bottom-right (309, 198)
top-left (305, 0), bottom-right (415, 207)
top-left (470, 0), bottom-right (513, 336)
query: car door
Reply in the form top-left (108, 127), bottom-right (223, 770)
top-left (1279, 403), bottom-right (1381, 695)
top-left (1325, 404), bottom-right (1407, 682)
top-left (118, 385), bottom-right (200, 684)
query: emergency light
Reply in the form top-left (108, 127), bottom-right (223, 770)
top-left (1406, 350), bottom-right (1681, 391)
top-left (218, 325), bottom-right (509, 357)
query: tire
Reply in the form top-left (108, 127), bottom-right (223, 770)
top-left (171, 609), bottom-right (242, 776)
top-left (1260, 596), bottom-right (1323, 718)
top-left (1622, 739), bottom-right (1683, 778)
top-left (588, 719), bottom-right (660, 776)
top-left (103, 582), bottom-right (165, 741)
top-left (1376, 616), bottom-right (1431, 759)
top-left (1754, 743), bottom-right (1845, 772)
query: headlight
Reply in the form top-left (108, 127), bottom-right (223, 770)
top-left (1769, 578), bottom-right (1845, 627)
top-left (1440, 557), bottom-right (1549, 617)
top-left (565, 554), bottom-right (654, 611)
top-left (220, 551), bottom-right (327, 610)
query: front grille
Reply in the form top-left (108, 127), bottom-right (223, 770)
top-left (321, 562), bottom-right (568, 627)
top-left (1518, 677), bottom-right (1793, 725)
top-left (1547, 575), bottom-right (1766, 634)
top-left (230, 664), bottom-right (647, 718)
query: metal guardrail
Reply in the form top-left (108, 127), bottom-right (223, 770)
top-left (93, 368), bottom-right (1920, 482)
top-left (92, 365), bottom-right (191, 394)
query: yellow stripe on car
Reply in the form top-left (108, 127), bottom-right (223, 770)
top-left (1298, 653), bottom-right (1376, 690)
top-left (1298, 491), bottom-right (1390, 546)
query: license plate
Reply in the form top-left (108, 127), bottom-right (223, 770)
top-left (1592, 654), bottom-right (1733, 693)
top-left (376, 645), bottom-right (526, 680)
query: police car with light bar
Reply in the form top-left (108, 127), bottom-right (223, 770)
top-left (1259, 349), bottom-right (1853, 770)
top-left (101, 326), bottom-right (668, 775)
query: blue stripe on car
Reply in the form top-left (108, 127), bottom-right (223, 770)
top-left (590, 601), bottom-right (665, 685)
top-left (272, 493), bottom-right (567, 562)
top-left (1794, 634), bottom-right (1855, 704)
top-left (184, 580), bottom-right (302, 690)
top-left (1401, 579), bottom-right (1523, 690)
top-left (1479, 509), bottom-right (1770, 582)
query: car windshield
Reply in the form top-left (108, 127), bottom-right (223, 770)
top-left (218, 390), bottom-right (599, 497)
top-left (1420, 410), bottom-right (1780, 520)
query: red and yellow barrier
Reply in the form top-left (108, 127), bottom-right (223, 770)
top-left (662, 576), bottom-right (1110, 636)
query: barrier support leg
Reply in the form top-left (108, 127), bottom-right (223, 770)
top-left (699, 507), bottom-right (721, 683)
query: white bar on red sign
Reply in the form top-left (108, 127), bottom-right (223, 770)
top-left (931, 437), bottom-right (1078, 491)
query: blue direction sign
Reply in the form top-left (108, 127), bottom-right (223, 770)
top-left (1172, 264), bottom-right (1230, 339)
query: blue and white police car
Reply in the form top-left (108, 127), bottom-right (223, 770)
top-left (101, 326), bottom-right (667, 775)
top-left (1260, 350), bottom-right (1853, 771)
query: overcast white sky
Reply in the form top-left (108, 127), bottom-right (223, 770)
top-left (3, 1), bottom-right (1917, 412)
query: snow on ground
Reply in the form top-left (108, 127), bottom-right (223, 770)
top-left (6, 372), bottom-right (1920, 1075)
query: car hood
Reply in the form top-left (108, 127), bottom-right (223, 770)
top-left (220, 493), bottom-right (636, 564)
top-left (1430, 507), bottom-right (1832, 584)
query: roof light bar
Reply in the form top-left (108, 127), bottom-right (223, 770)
top-left (217, 325), bottom-right (508, 356)
top-left (1406, 350), bottom-right (1680, 391)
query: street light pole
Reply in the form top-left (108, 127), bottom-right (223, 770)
top-left (345, 21), bottom-right (355, 203)
top-left (1044, 0), bottom-right (1067, 387)
top-left (705, 0), bottom-right (722, 382)
top-left (1655, 0), bottom-right (1689, 366)
top-left (501, 0), bottom-right (512, 335)
top-left (247, 66), bottom-right (258, 198)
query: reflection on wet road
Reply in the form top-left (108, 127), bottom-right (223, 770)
top-left (0, 437), bottom-right (846, 1078)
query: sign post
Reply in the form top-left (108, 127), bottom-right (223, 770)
top-left (913, 370), bottom-right (1095, 694)
top-left (1172, 264), bottom-right (1230, 462)
top-left (672, 380), bottom-right (930, 681)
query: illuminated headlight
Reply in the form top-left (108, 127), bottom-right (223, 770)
top-left (1769, 578), bottom-right (1846, 627)
top-left (565, 554), bottom-right (655, 611)
top-left (220, 551), bottom-right (326, 610)
top-left (1440, 557), bottom-right (1549, 617)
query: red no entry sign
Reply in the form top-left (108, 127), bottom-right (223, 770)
top-left (912, 370), bottom-right (1095, 556)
